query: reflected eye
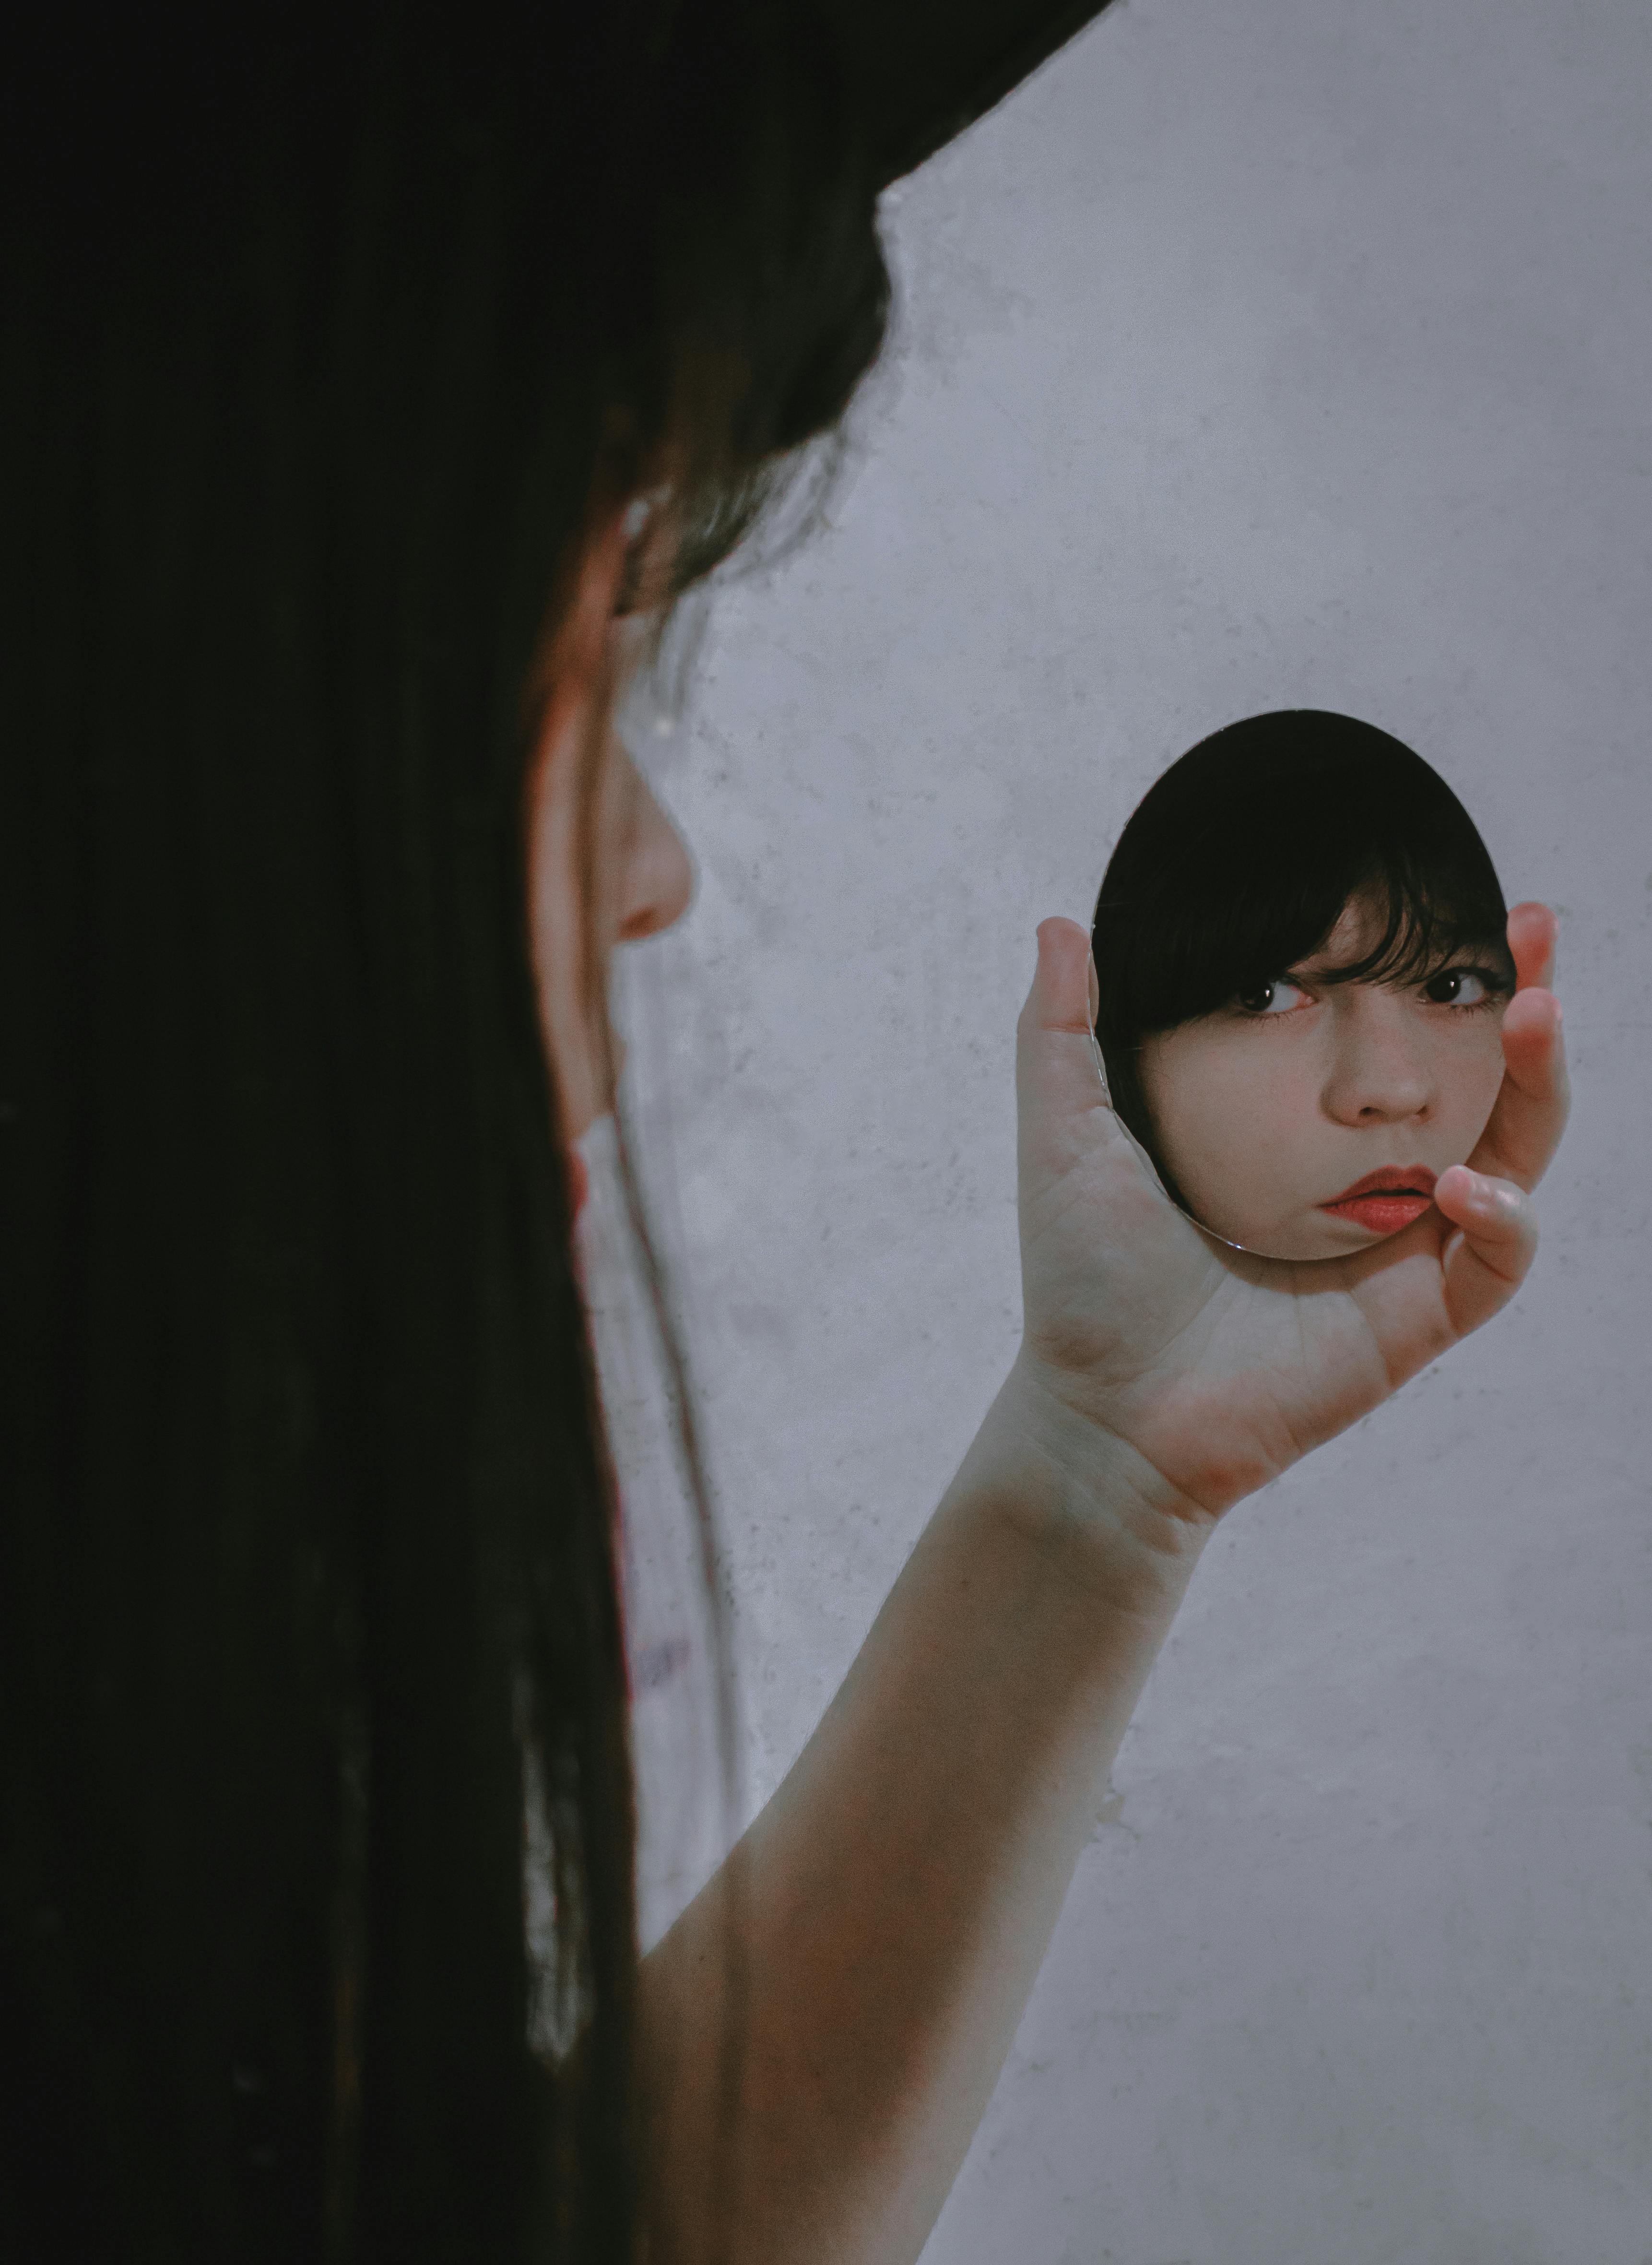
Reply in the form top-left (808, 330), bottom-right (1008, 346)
top-left (1422, 967), bottom-right (1492, 1007)
top-left (1237, 977), bottom-right (1310, 1017)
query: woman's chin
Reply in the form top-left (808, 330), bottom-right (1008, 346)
top-left (1194, 1207), bottom-right (1413, 1264)
top-left (1289, 1207), bottom-right (1440, 1263)
top-left (1180, 1184), bottom-right (1450, 1264)
top-left (1180, 1206), bottom-right (1324, 1262)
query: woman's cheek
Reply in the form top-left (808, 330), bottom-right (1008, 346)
top-left (1465, 1019), bottom-right (1510, 1137)
top-left (1153, 1040), bottom-right (1305, 1235)
top-left (1435, 1012), bottom-right (1508, 1132)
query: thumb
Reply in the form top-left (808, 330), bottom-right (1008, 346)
top-left (1019, 915), bottom-right (1098, 1036)
top-left (1017, 917), bottom-right (1109, 1163)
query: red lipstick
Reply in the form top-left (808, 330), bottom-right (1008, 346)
top-left (1318, 1164), bottom-right (1438, 1236)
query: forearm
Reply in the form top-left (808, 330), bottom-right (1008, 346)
top-left (637, 1361), bottom-right (1211, 2265)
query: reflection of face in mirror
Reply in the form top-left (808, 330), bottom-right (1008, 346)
top-left (1091, 712), bottom-right (1517, 1262)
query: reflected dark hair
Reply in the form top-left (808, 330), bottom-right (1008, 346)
top-left (0, 2), bottom-right (888, 2260)
top-left (1091, 711), bottom-right (1514, 1165)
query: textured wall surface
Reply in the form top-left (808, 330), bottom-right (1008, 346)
top-left (617, 1), bottom-right (1652, 2257)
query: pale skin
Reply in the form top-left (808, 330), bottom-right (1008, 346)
top-left (526, 507), bottom-right (1569, 2265)
top-left (1138, 896), bottom-right (1517, 1261)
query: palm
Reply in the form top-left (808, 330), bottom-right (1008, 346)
top-left (1016, 911), bottom-right (1568, 1519)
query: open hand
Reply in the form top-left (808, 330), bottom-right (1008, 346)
top-left (1011, 906), bottom-right (1569, 1522)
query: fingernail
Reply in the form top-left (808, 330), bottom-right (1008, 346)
top-left (1443, 1166), bottom-right (1489, 1208)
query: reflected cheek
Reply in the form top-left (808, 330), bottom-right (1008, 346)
top-left (1432, 1020), bottom-right (1509, 1146)
top-left (1139, 1036), bottom-right (1307, 1238)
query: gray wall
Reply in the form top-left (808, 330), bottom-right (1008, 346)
top-left (620, 1), bottom-right (1652, 2256)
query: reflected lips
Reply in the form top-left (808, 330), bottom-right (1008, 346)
top-left (1318, 1164), bottom-right (1438, 1235)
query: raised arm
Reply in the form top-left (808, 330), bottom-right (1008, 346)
top-left (640, 1364), bottom-right (1203, 2265)
top-left (637, 912), bottom-right (1567, 2265)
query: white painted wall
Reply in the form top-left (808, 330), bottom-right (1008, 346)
top-left (618, 2), bottom-right (1652, 2256)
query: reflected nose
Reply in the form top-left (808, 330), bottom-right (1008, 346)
top-left (1320, 990), bottom-right (1435, 1126)
top-left (616, 766), bottom-right (694, 944)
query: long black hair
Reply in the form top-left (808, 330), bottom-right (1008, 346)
top-left (0, 3), bottom-right (889, 2258)
top-left (1091, 711), bottom-right (1515, 1170)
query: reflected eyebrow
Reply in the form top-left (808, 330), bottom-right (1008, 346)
top-left (1288, 939), bottom-right (1513, 990)
top-left (1279, 954), bottom-right (1348, 984)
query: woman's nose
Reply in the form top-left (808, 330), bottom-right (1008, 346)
top-left (1320, 992), bottom-right (1436, 1126)
top-left (616, 767), bottom-right (694, 944)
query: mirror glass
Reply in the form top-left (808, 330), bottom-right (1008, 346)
top-left (1091, 710), bottom-right (1516, 1261)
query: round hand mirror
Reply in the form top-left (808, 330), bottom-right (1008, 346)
top-left (1091, 711), bottom-right (1516, 1263)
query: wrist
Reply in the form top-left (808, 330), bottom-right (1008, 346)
top-left (955, 1352), bottom-right (1215, 1619)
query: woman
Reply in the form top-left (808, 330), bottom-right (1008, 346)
top-left (0, 4), bottom-right (1568, 2262)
